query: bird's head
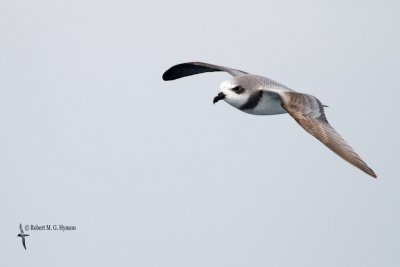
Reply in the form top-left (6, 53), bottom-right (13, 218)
top-left (214, 77), bottom-right (255, 109)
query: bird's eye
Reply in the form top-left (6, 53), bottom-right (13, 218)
top-left (232, 86), bottom-right (244, 94)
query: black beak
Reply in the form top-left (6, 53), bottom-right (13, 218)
top-left (213, 92), bottom-right (226, 104)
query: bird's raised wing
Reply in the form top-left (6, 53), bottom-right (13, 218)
top-left (20, 223), bottom-right (23, 233)
top-left (162, 62), bottom-right (248, 81)
top-left (277, 91), bottom-right (376, 178)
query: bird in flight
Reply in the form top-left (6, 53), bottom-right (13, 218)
top-left (17, 223), bottom-right (29, 250)
top-left (162, 62), bottom-right (377, 178)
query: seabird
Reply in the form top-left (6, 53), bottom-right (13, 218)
top-left (162, 62), bottom-right (377, 178)
top-left (17, 223), bottom-right (29, 250)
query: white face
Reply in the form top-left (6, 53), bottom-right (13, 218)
top-left (219, 79), bottom-right (251, 109)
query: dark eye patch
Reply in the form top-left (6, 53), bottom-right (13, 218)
top-left (231, 86), bottom-right (245, 94)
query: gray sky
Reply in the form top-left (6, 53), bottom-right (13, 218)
top-left (1, 0), bottom-right (399, 266)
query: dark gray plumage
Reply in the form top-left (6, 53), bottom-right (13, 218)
top-left (162, 62), bottom-right (247, 80)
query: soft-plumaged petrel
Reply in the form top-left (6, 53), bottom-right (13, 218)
top-left (17, 223), bottom-right (29, 250)
top-left (162, 62), bottom-right (377, 178)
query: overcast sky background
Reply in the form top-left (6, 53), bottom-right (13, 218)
top-left (1, 0), bottom-right (399, 266)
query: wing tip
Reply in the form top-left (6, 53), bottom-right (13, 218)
top-left (162, 62), bottom-right (195, 81)
top-left (162, 62), bottom-right (226, 81)
top-left (369, 170), bottom-right (377, 179)
top-left (162, 70), bottom-right (173, 81)
top-left (362, 165), bottom-right (377, 178)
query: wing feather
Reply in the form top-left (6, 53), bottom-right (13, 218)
top-left (280, 92), bottom-right (376, 178)
top-left (162, 62), bottom-right (247, 80)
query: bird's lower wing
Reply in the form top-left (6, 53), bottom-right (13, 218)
top-left (279, 91), bottom-right (376, 178)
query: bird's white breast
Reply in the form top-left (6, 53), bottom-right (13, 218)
top-left (243, 92), bottom-right (287, 115)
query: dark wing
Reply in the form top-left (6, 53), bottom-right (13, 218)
top-left (22, 237), bottom-right (27, 250)
top-left (279, 91), bottom-right (377, 178)
top-left (20, 223), bottom-right (23, 233)
top-left (162, 62), bottom-right (248, 81)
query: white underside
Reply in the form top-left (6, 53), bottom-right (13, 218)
top-left (241, 93), bottom-right (287, 115)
